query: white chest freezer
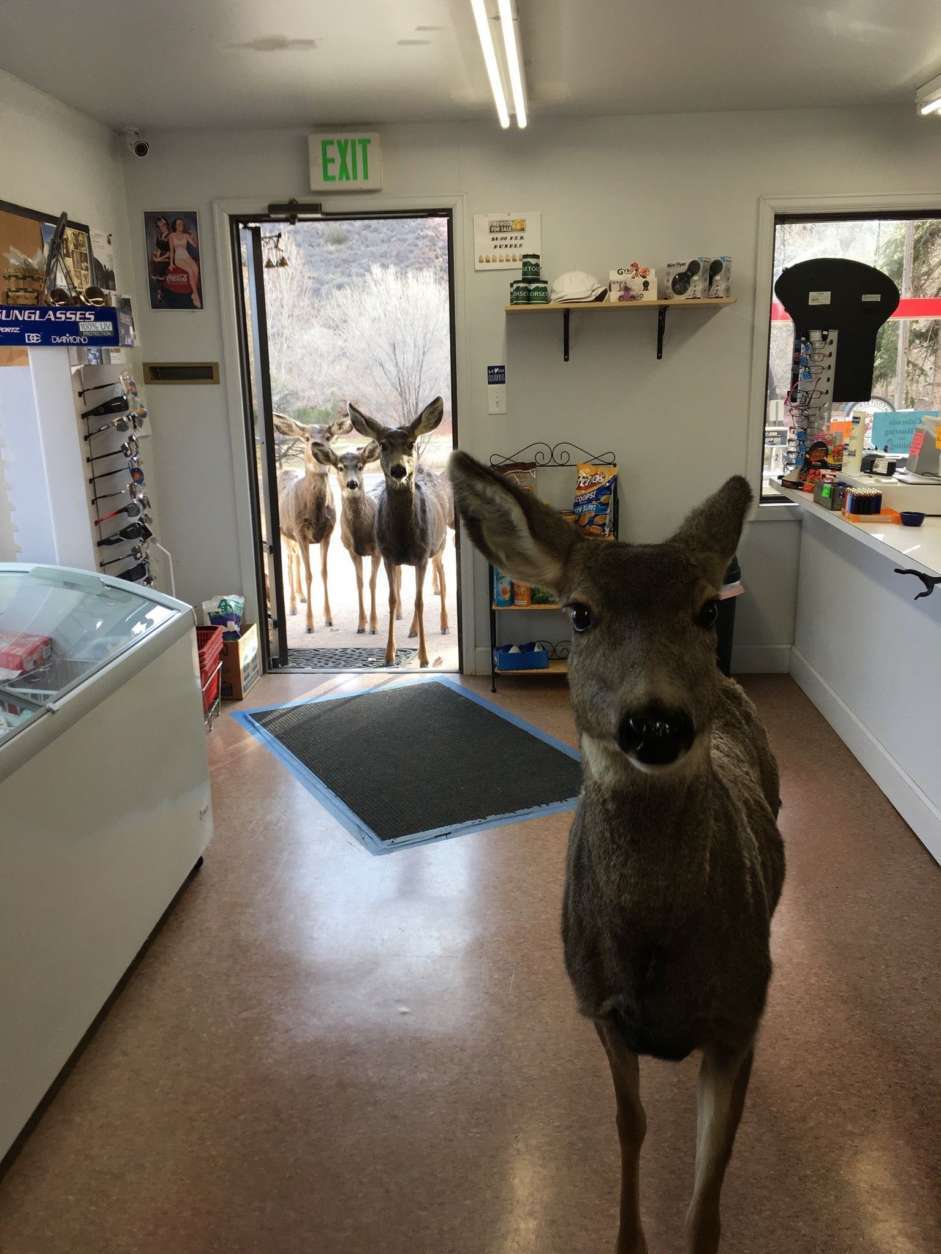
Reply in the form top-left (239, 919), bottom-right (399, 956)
top-left (0, 564), bottom-right (213, 1161)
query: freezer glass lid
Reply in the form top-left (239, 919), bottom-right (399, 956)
top-left (0, 566), bottom-right (175, 746)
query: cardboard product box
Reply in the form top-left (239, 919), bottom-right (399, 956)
top-left (608, 264), bottom-right (657, 302)
top-left (221, 623), bottom-right (261, 700)
top-left (664, 258), bottom-right (709, 299)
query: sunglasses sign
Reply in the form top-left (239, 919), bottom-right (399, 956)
top-left (0, 304), bottom-right (120, 347)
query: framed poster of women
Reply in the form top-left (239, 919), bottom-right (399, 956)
top-left (144, 211), bottom-right (203, 309)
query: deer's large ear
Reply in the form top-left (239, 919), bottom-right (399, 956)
top-left (409, 397), bottom-right (444, 438)
top-left (669, 476), bottom-right (752, 587)
top-left (360, 440), bottom-right (380, 465)
top-left (310, 440), bottom-right (338, 468)
top-left (348, 403), bottom-right (385, 442)
top-left (449, 451), bottom-right (581, 591)
top-left (328, 416), bottom-right (353, 439)
top-left (272, 413), bottom-right (306, 440)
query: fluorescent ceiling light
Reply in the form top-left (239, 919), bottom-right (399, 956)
top-left (470, 0), bottom-right (510, 129)
top-left (497, 0), bottom-right (527, 128)
top-left (915, 72), bottom-right (941, 116)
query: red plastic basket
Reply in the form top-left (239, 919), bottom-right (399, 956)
top-left (196, 626), bottom-right (224, 718)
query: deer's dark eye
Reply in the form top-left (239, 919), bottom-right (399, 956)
top-left (696, 600), bottom-right (719, 629)
top-left (570, 603), bottom-right (594, 633)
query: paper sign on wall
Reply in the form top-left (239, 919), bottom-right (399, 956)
top-left (474, 212), bottom-right (541, 270)
top-left (309, 132), bottom-right (382, 191)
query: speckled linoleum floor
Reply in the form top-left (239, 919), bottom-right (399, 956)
top-left (0, 674), bottom-right (938, 1254)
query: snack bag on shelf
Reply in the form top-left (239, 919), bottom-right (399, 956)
top-left (572, 463), bottom-right (618, 536)
top-left (492, 569), bottom-right (513, 606)
top-left (531, 585), bottom-right (557, 604)
top-left (513, 581), bottom-right (532, 607)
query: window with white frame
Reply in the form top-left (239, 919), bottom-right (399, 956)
top-left (762, 211), bottom-right (941, 499)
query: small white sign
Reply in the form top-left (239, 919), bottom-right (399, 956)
top-left (861, 293), bottom-right (882, 302)
top-left (808, 290), bottom-right (831, 305)
top-left (309, 132), bottom-right (382, 191)
top-left (474, 212), bottom-right (541, 270)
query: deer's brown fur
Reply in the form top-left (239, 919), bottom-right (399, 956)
top-left (449, 452), bottom-right (785, 1254)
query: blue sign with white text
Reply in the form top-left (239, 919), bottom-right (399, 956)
top-left (0, 305), bottom-right (120, 348)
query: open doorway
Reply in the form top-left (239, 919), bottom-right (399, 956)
top-left (232, 210), bottom-right (460, 674)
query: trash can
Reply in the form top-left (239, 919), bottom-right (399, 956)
top-left (716, 556), bottom-right (741, 677)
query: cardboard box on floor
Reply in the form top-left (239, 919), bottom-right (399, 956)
top-left (221, 623), bottom-right (260, 700)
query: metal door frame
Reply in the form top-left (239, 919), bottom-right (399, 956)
top-left (228, 206), bottom-right (463, 675)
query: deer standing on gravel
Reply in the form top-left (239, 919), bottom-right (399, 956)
top-left (273, 413), bottom-right (350, 633)
top-left (449, 453), bottom-right (785, 1254)
top-left (348, 398), bottom-right (450, 667)
top-left (311, 440), bottom-right (383, 635)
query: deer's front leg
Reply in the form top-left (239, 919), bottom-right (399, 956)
top-left (384, 558), bottom-right (398, 665)
top-left (596, 1019), bottom-right (648, 1254)
top-left (286, 545), bottom-right (297, 617)
top-left (413, 558), bottom-right (428, 667)
top-left (685, 1044), bottom-right (754, 1254)
top-left (394, 567), bottom-right (403, 620)
top-left (321, 530), bottom-right (333, 627)
top-left (300, 543), bottom-right (314, 633)
top-left (353, 554), bottom-right (366, 633)
top-left (368, 555), bottom-right (379, 634)
top-left (435, 554), bottom-right (448, 634)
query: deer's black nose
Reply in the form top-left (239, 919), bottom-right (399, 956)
top-left (390, 464), bottom-right (407, 479)
top-left (617, 706), bottom-right (695, 766)
top-left (346, 479), bottom-right (359, 490)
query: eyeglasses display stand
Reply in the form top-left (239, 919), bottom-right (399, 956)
top-left (0, 563), bottom-right (213, 1160)
top-left (78, 361), bottom-right (162, 589)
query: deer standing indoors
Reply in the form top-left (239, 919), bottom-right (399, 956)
top-left (348, 398), bottom-right (450, 668)
top-left (449, 452), bottom-right (785, 1254)
top-left (311, 440), bottom-right (382, 635)
top-left (273, 413), bottom-right (350, 633)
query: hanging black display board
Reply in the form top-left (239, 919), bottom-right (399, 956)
top-left (774, 258), bottom-right (899, 401)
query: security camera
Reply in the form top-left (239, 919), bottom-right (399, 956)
top-left (124, 128), bottom-right (150, 158)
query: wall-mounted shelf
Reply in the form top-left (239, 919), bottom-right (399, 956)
top-left (504, 297), bottom-right (737, 361)
top-left (492, 602), bottom-right (562, 612)
top-left (495, 660), bottom-right (569, 678)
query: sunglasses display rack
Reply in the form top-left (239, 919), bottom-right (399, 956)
top-left (75, 362), bottom-right (160, 589)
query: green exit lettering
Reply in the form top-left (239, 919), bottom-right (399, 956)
top-left (320, 136), bottom-right (372, 183)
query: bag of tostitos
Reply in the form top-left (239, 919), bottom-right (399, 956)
top-left (571, 463), bottom-right (618, 537)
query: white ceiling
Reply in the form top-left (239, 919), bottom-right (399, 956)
top-left (0, 0), bottom-right (939, 131)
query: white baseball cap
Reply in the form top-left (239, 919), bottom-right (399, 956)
top-left (550, 270), bottom-right (607, 303)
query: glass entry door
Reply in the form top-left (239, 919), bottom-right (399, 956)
top-left (232, 225), bottom-right (288, 668)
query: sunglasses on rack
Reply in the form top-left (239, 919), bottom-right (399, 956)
top-left (97, 521), bottom-right (153, 547)
top-left (87, 436), bottom-right (139, 464)
top-left (48, 284), bottom-right (108, 308)
top-left (116, 560), bottom-right (153, 585)
top-left (78, 374), bottom-right (136, 399)
top-left (83, 409), bottom-right (147, 440)
top-left (101, 544), bottom-right (149, 568)
top-left (94, 499), bottom-right (150, 525)
top-left (92, 479), bottom-right (147, 504)
top-left (82, 394), bottom-right (131, 419)
top-left (88, 460), bottom-right (143, 485)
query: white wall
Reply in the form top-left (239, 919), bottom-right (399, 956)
top-left (117, 107), bottom-right (941, 669)
top-left (0, 70), bottom-right (136, 561)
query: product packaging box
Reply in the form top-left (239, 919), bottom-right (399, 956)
top-left (608, 263), bottom-right (657, 302)
top-left (221, 623), bottom-right (260, 700)
top-left (0, 632), bottom-right (52, 676)
top-left (664, 258), bottom-right (709, 299)
top-left (705, 257), bottom-right (732, 298)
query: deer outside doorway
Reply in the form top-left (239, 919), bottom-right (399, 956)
top-left (232, 210), bottom-right (461, 674)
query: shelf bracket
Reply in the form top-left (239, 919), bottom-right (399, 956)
top-left (656, 306), bottom-right (667, 359)
top-left (562, 309), bottom-right (570, 362)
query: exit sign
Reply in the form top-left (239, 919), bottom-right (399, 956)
top-left (308, 132), bottom-right (382, 191)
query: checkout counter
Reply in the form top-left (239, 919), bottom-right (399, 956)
top-left (780, 455), bottom-right (940, 866)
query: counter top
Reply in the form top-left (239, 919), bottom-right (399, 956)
top-left (779, 486), bottom-right (941, 579)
